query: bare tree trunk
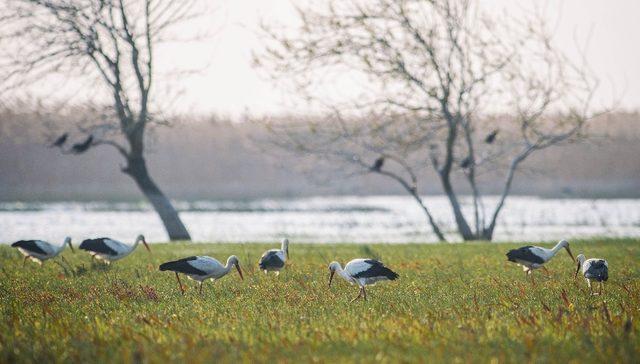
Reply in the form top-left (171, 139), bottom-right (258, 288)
top-left (438, 112), bottom-right (476, 241)
top-left (461, 121), bottom-right (482, 237)
top-left (467, 171), bottom-right (482, 237)
top-left (124, 155), bottom-right (191, 241)
top-left (440, 173), bottom-right (475, 240)
top-left (483, 148), bottom-right (534, 240)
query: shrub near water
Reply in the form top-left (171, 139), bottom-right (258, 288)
top-left (0, 240), bottom-right (638, 363)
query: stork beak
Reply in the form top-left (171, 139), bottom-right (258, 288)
top-left (328, 271), bottom-right (335, 287)
top-left (142, 238), bottom-right (151, 253)
top-left (235, 264), bottom-right (244, 280)
top-left (68, 240), bottom-right (75, 253)
top-left (565, 247), bottom-right (575, 262)
top-left (574, 261), bottom-right (581, 279)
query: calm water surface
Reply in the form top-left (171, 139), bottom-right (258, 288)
top-left (1, 196), bottom-right (639, 243)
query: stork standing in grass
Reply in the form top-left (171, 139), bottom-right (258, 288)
top-left (258, 238), bottom-right (289, 275)
top-left (159, 255), bottom-right (244, 295)
top-left (79, 235), bottom-right (150, 264)
top-left (328, 259), bottom-right (399, 302)
top-left (575, 254), bottom-right (608, 295)
top-left (11, 237), bottom-right (74, 266)
top-left (506, 240), bottom-right (575, 281)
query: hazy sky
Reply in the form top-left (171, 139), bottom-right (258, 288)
top-left (15, 0), bottom-right (640, 117)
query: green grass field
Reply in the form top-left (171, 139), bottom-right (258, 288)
top-left (0, 239), bottom-right (638, 363)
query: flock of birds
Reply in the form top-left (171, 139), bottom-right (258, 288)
top-left (506, 240), bottom-right (609, 294)
top-left (49, 132), bottom-right (94, 154)
top-left (9, 235), bottom-right (609, 300)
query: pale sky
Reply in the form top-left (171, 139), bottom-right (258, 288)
top-left (16, 0), bottom-right (640, 117)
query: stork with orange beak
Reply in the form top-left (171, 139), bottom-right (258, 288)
top-left (159, 255), bottom-right (244, 295)
top-left (11, 236), bottom-right (74, 266)
top-left (506, 239), bottom-right (575, 281)
top-left (79, 234), bottom-right (150, 264)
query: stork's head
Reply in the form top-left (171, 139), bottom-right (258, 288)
top-left (64, 236), bottom-right (74, 253)
top-left (558, 240), bottom-right (574, 262)
top-left (575, 253), bottom-right (586, 279)
top-left (228, 255), bottom-right (244, 280)
top-left (281, 238), bottom-right (289, 258)
top-left (328, 261), bottom-right (341, 287)
top-left (136, 234), bottom-right (151, 253)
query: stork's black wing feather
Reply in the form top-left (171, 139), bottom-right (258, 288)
top-left (11, 240), bottom-right (47, 255)
top-left (354, 259), bottom-right (399, 280)
top-left (259, 251), bottom-right (285, 269)
top-left (79, 238), bottom-right (118, 255)
top-left (506, 246), bottom-right (545, 264)
top-left (159, 256), bottom-right (208, 275)
top-left (585, 260), bottom-right (609, 282)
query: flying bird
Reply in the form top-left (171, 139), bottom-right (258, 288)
top-left (575, 254), bottom-right (608, 295)
top-left (11, 237), bottom-right (74, 266)
top-left (159, 255), bottom-right (244, 295)
top-left (506, 240), bottom-right (575, 281)
top-left (258, 238), bottom-right (289, 275)
top-left (79, 234), bottom-right (150, 264)
top-left (371, 156), bottom-right (385, 172)
top-left (71, 135), bottom-right (93, 154)
top-left (484, 129), bottom-right (499, 144)
top-left (50, 133), bottom-right (68, 148)
top-left (328, 258), bottom-right (399, 302)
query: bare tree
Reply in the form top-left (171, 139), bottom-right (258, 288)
top-left (0, 0), bottom-right (202, 240)
top-left (257, 0), bottom-right (602, 241)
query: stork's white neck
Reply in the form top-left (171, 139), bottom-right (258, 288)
top-left (119, 237), bottom-right (141, 258)
top-left (55, 238), bottom-right (70, 256)
top-left (577, 255), bottom-right (586, 270)
top-left (54, 243), bottom-right (66, 256)
top-left (224, 257), bottom-right (236, 274)
top-left (334, 264), bottom-right (353, 282)
top-left (550, 241), bottom-right (565, 255)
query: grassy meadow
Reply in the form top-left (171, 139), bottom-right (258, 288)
top-left (0, 239), bottom-right (638, 363)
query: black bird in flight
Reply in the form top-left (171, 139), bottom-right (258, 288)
top-left (371, 156), bottom-right (385, 171)
top-left (484, 129), bottom-right (499, 144)
top-left (50, 133), bottom-right (68, 148)
top-left (460, 156), bottom-right (472, 169)
top-left (71, 135), bottom-right (93, 154)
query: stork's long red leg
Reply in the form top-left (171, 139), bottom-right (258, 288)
top-left (199, 282), bottom-right (203, 295)
top-left (542, 266), bottom-right (550, 275)
top-left (23, 256), bottom-right (29, 267)
top-left (175, 272), bottom-right (185, 295)
top-left (362, 287), bottom-right (367, 301)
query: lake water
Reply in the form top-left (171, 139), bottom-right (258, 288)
top-left (1, 196), bottom-right (639, 244)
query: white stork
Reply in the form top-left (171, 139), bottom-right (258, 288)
top-left (11, 237), bottom-right (74, 265)
top-left (506, 239), bottom-right (575, 281)
top-left (328, 258), bottom-right (399, 302)
top-left (575, 254), bottom-right (609, 295)
top-left (258, 238), bottom-right (289, 274)
top-left (159, 255), bottom-right (244, 295)
top-left (79, 234), bottom-right (150, 264)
